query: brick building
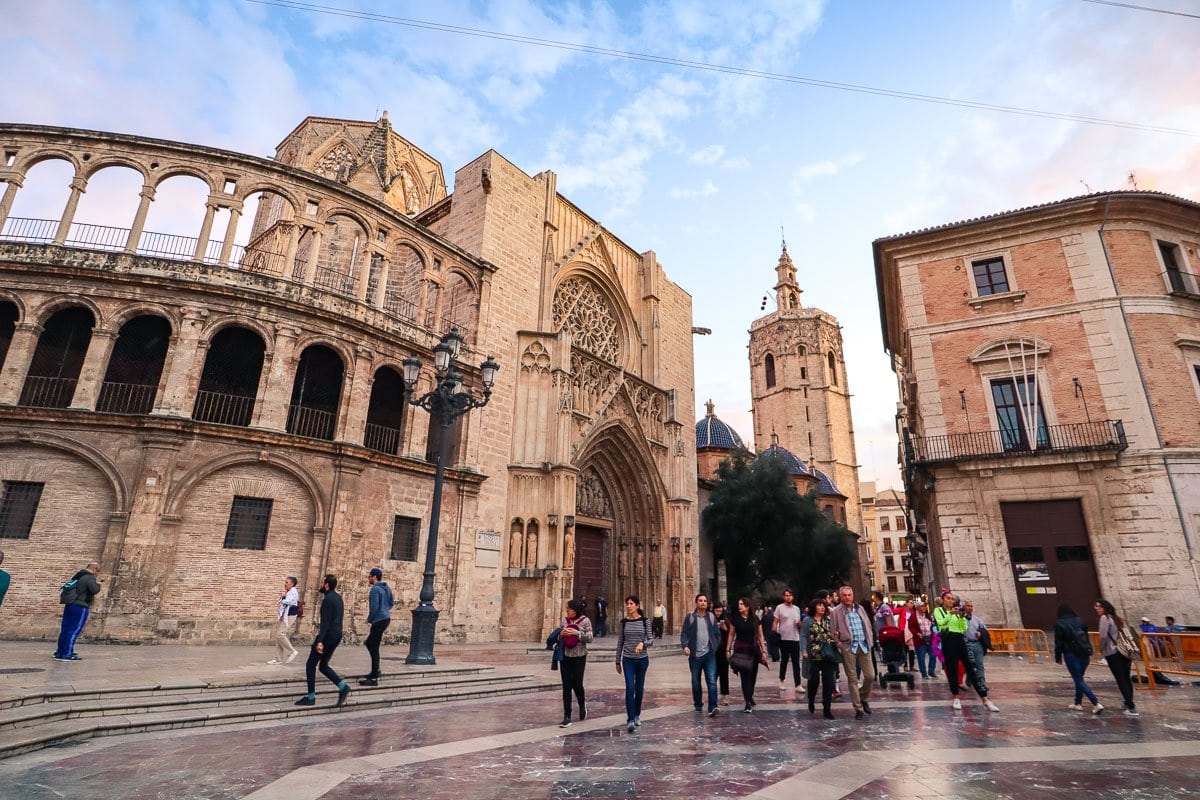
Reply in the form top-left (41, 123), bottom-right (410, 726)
top-left (874, 191), bottom-right (1200, 629)
top-left (0, 116), bottom-right (698, 645)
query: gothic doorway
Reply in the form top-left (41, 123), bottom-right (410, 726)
top-left (573, 524), bottom-right (607, 626)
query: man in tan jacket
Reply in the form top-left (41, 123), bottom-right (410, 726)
top-left (829, 585), bottom-right (875, 720)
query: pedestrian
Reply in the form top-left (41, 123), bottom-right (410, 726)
top-left (805, 597), bottom-right (840, 719)
top-left (595, 595), bottom-right (608, 638)
top-left (358, 568), bottom-right (393, 686)
top-left (898, 597), bottom-right (917, 670)
top-left (652, 599), bottom-right (667, 638)
top-left (1095, 599), bottom-right (1139, 716)
top-left (558, 598), bottom-right (593, 727)
top-left (1163, 615), bottom-right (1184, 633)
top-left (911, 600), bottom-right (935, 678)
top-left (821, 589), bottom-right (843, 696)
top-left (829, 585), bottom-right (875, 720)
top-left (615, 595), bottom-right (652, 732)
top-left (1053, 602), bottom-right (1102, 714)
top-left (268, 576), bottom-right (301, 665)
top-left (934, 593), bottom-right (999, 712)
top-left (0, 550), bottom-right (9, 607)
top-left (53, 561), bottom-right (101, 662)
top-left (295, 574), bottom-right (351, 707)
top-left (728, 597), bottom-right (768, 713)
top-left (681, 593), bottom-right (720, 717)
top-left (774, 589), bottom-right (803, 695)
top-left (871, 590), bottom-right (893, 635)
top-left (962, 599), bottom-right (991, 689)
top-left (761, 603), bottom-right (780, 662)
top-left (712, 600), bottom-right (731, 704)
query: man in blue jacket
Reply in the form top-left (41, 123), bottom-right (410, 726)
top-left (681, 593), bottom-right (720, 717)
top-left (359, 568), bottom-right (393, 686)
top-left (296, 574), bottom-right (350, 707)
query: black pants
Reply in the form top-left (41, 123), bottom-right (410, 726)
top-left (715, 648), bottom-right (729, 696)
top-left (941, 632), bottom-right (986, 697)
top-left (736, 656), bottom-right (759, 705)
top-left (766, 633), bottom-right (780, 661)
top-left (652, 617), bottom-right (664, 638)
top-left (364, 619), bottom-right (390, 678)
top-left (560, 655), bottom-right (587, 718)
top-left (778, 640), bottom-right (802, 686)
top-left (807, 659), bottom-right (839, 711)
top-left (596, 617), bottom-right (607, 637)
top-left (1106, 652), bottom-right (1136, 710)
top-left (306, 640), bottom-right (343, 694)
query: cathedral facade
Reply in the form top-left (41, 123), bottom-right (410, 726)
top-left (0, 115), bottom-right (698, 644)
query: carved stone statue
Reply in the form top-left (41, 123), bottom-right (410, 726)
top-left (525, 523), bottom-right (539, 570)
top-left (564, 527), bottom-right (575, 569)
top-left (685, 539), bottom-right (695, 582)
top-left (508, 523), bottom-right (523, 569)
top-left (618, 540), bottom-right (629, 578)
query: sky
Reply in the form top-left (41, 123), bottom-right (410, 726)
top-left (3, 0), bottom-right (1200, 491)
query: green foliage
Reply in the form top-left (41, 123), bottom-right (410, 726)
top-left (702, 450), bottom-right (857, 604)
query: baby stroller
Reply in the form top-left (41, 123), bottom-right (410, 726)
top-left (877, 625), bottom-right (915, 689)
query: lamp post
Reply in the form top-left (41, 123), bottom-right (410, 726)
top-left (401, 329), bottom-right (499, 665)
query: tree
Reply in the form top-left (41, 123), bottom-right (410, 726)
top-left (702, 449), bottom-right (857, 603)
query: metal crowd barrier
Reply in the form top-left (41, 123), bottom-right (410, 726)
top-left (1138, 632), bottom-right (1200, 689)
top-left (987, 628), bottom-right (1052, 663)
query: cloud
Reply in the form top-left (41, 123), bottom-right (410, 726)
top-left (669, 180), bottom-right (718, 199)
top-left (794, 153), bottom-right (865, 183)
top-left (689, 145), bottom-right (725, 165)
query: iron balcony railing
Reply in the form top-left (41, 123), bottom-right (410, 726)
top-left (286, 404), bottom-right (336, 441)
top-left (193, 390), bottom-right (256, 427)
top-left (19, 376), bottom-right (77, 408)
top-left (1166, 268), bottom-right (1200, 298)
top-left (96, 382), bottom-right (157, 415)
top-left (908, 419), bottom-right (1127, 464)
top-left (363, 422), bottom-right (401, 455)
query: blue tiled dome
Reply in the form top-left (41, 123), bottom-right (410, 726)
top-left (813, 468), bottom-right (843, 497)
top-left (696, 402), bottom-right (745, 450)
top-left (754, 443), bottom-right (811, 476)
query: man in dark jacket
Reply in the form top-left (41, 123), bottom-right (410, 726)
top-left (359, 568), bottom-right (393, 686)
top-left (680, 593), bottom-right (720, 717)
top-left (54, 561), bottom-right (101, 662)
top-left (296, 574), bottom-right (350, 707)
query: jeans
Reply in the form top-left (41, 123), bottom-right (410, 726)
top-left (1063, 651), bottom-right (1098, 705)
top-left (1106, 652), bottom-right (1136, 710)
top-left (807, 658), bottom-right (840, 712)
top-left (942, 632), bottom-right (986, 697)
top-left (560, 654), bottom-right (587, 718)
top-left (778, 640), bottom-right (802, 686)
top-left (596, 617), bottom-right (607, 637)
top-left (306, 641), bottom-right (343, 695)
top-left (364, 619), bottom-right (390, 678)
top-left (55, 604), bottom-right (90, 658)
top-left (688, 649), bottom-right (718, 711)
top-left (965, 639), bottom-right (987, 688)
top-left (840, 648), bottom-right (875, 711)
top-left (915, 643), bottom-right (935, 677)
top-left (622, 656), bottom-right (649, 722)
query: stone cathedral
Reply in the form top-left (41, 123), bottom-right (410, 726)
top-left (0, 114), bottom-right (698, 645)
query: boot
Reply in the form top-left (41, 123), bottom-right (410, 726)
top-left (807, 698), bottom-right (815, 714)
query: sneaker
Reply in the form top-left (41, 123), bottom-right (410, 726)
top-left (286, 650), bottom-right (300, 664)
top-left (267, 659), bottom-right (281, 665)
top-left (985, 700), bottom-right (1000, 713)
top-left (295, 696), bottom-right (316, 706)
top-left (743, 704), bottom-right (753, 714)
top-left (358, 678), bottom-right (379, 687)
top-left (694, 705), bottom-right (703, 712)
top-left (862, 701), bottom-right (872, 715)
top-left (64, 655), bottom-right (82, 662)
top-left (1067, 704), bottom-right (1083, 711)
top-left (1092, 703), bottom-right (1104, 715)
top-left (52, 656), bottom-right (70, 662)
top-left (559, 718), bottom-right (572, 728)
top-left (626, 720), bottom-right (636, 732)
top-left (633, 717), bottom-right (641, 728)
top-left (952, 699), bottom-right (962, 710)
top-left (1124, 709), bottom-right (1140, 717)
top-left (336, 686), bottom-right (351, 707)
top-left (708, 707), bottom-right (719, 717)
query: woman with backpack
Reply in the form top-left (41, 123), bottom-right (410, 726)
top-left (556, 598), bottom-right (593, 728)
top-left (615, 595), bottom-right (652, 732)
top-left (1095, 599), bottom-right (1139, 717)
top-left (1053, 603), bottom-right (1102, 714)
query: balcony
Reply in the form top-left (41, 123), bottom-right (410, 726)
top-left (908, 419), bottom-right (1127, 465)
top-left (1167, 268), bottom-right (1200, 300)
top-left (96, 382), bottom-right (156, 415)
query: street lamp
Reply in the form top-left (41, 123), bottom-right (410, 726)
top-left (401, 329), bottom-right (499, 664)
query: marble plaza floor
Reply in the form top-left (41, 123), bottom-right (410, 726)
top-left (2, 639), bottom-right (1198, 799)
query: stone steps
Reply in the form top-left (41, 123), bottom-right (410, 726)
top-left (0, 666), bottom-right (555, 760)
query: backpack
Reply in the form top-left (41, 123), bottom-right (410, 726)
top-left (1072, 627), bottom-right (1094, 657)
top-left (59, 578), bottom-right (79, 605)
top-left (1114, 624), bottom-right (1139, 659)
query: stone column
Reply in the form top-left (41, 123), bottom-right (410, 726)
top-left (125, 184), bottom-right (156, 253)
top-left (338, 346), bottom-right (374, 445)
top-left (371, 255), bottom-right (391, 307)
top-left (152, 307), bottom-right (208, 416)
top-left (69, 328), bottom-right (117, 410)
top-left (252, 323), bottom-right (300, 431)
top-left (218, 203), bottom-right (242, 265)
top-left (355, 252), bottom-right (373, 302)
top-left (302, 225), bottom-right (322, 285)
top-left (193, 201), bottom-right (219, 262)
top-left (283, 221), bottom-right (300, 278)
top-left (0, 321), bottom-right (42, 405)
top-left (0, 176), bottom-right (24, 229)
top-left (52, 176), bottom-right (87, 245)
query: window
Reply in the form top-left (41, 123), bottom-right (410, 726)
top-left (887, 576), bottom-right (899, 592)
top-left (882, 538), bottom-right (893, 552)
top-left (223, 496), bottom-right (273, 550)
top-left (894, 516), bottom-right (905, 531)
top-left (827, 352), bottom-right (838, 385)
top-left (0, 481), bottom-right (43, 538)
top-left (899, 538), bottom-right (909, 552)
top-left (1159, 241), bottom-right (1188, 293)
top-left (971, 257), bottom-right (1010, 296)
top-left (800, 366), bottom-right (807, 380)
top-left (880, 517), bottom-right (890, 531)
top-left (390, 515), bottom-right (420, 561)
top-left (991, 376), bottom-right (1048, 451)
top-left (886, 555), bottom-right (895, 571)
top-left (764, 354), bottom-right (776, 389)
top-left (1055, 545), bottom-right (1092, 562)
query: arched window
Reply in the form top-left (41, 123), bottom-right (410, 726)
top-left (287, 344), bottom-right (344, 440)
top-left (764, 353), bottom-right (776, 389)
top-left (316, 215), bottom-right (367, 296)
top-left (0, 301), bottom-right (17, 373)
top-left (363, 366), bottom-right (406, 455)
top-left (194, 327), bottom-right (266, 426)
top-left (20, 307), bottom-right (95, 408)
top-left (97, 315), bottom-right (171, 414)
top-left (828, 352), bottom-right (838, 386)
top-left (383, 243), bottom-right (424, 322)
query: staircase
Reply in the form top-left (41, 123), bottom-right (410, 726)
top-left (0, 663), bottom-right (553, 760)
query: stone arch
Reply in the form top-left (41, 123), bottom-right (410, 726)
top-left (969, 337), bottom-right (1052, 364)
top-left (0, 289), bottom-right (27, 322)
top-left (764, 352), bottom-right (776, 389)
top-left (234, 183), bottom-right (302, 213)
top-left (199, 316), bottom-right (276, 355)
top-left (0, 430), bottom-right (130, 512)
top-left (29, 294), bottom-right (105, 329)
top-left (81, 157), bottom-right (149, 184)
top-left (292, 333), bottom-right (353, 372)
top-left (310, 138), bottom-right (358, 183)
top-left (107, 302), bottom-right (179, 336)
top-left (11, 148), bottom-right (83, 177)
top-left (319, 205), bottom-right (373, 236)
top-left (164, 451), bottom-right (327, 524)
top-left (151, 166), bottom-right (218, 194)
top-left (552, 267), bottom-right (639, 368)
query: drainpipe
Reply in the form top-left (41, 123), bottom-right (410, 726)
top-left (1096, 196), bottom-right (1193, 559)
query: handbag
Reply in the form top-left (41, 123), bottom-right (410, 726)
top-left (820, 641), bottom-right (841, 662)
top-left (730, 650), bottom-right (755, 673)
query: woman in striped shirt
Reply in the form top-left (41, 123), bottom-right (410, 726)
top-left (615, 594), bottom-right (652, 732)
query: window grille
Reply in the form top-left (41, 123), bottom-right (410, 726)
top-left (971, 257), bottom-right (1010, 296)
top-left (390, 515), bottom-right (420, 561)
top-left (223, 496), bottom-right (273, 550)
top-left (0, 481), bottom-right (43, 539)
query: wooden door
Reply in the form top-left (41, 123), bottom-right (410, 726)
top-left (1000, 499), bottom-right (1101, 630)
top-left (573, 525), bottom-right (606, 625)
